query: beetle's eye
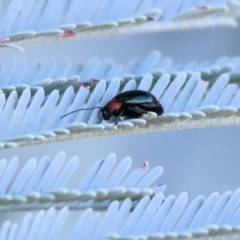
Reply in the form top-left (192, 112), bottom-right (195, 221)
top-left (102, 108), bottom-right (113, 120)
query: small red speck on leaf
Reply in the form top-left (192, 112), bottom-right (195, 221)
top-left (136, 161), bottom-right (149, 170)
top-left (61, 31), bottom-right (77, 38)
top-left (78, 78), bottom-right (100, 89)
top-left (196, 6), bottom-right (209, 10)
top-left (146, 17), bottom-right (155, 21)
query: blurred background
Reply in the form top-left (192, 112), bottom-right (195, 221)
top-left (0, 21), bottom-right (240, 202)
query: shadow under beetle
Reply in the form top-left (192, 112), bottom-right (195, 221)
top-left (61, 90), bottom-right (164, 124)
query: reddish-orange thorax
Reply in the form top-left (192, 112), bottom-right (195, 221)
top-left (106, 99), bottom-right (123, 115)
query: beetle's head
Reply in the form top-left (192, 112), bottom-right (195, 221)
top-left (100, 106), bottom-right (114, 120)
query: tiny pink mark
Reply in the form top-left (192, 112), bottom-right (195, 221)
top-left (136, 161), bottom-right (149, 170)
top-left (0, 37), bottom-right (10, 45)
top-left (196, 5), bottom-right (209, 10)
top-left (201, 79), bottom-right (209, 84)
top-left (61, 30), bottom-right (77, 38)
top-left (78, 78), bottom-right (100, 89)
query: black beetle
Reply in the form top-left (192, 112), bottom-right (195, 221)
top-left (61, 90), bottom-right (164, 124)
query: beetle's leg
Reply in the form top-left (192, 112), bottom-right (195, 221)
top-left (114, 110), bottom-right (124, 125)
top-left (125, 106), bottom-right (148, 117)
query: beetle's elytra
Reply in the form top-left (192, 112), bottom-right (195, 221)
top-left (61, 90), bottom-right (164, 124)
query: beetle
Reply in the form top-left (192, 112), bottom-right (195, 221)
top-left (61, 90), bottom-right (164, 124)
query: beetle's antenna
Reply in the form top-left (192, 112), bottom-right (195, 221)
top-left (61, 107), bottom-right (102, 119)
